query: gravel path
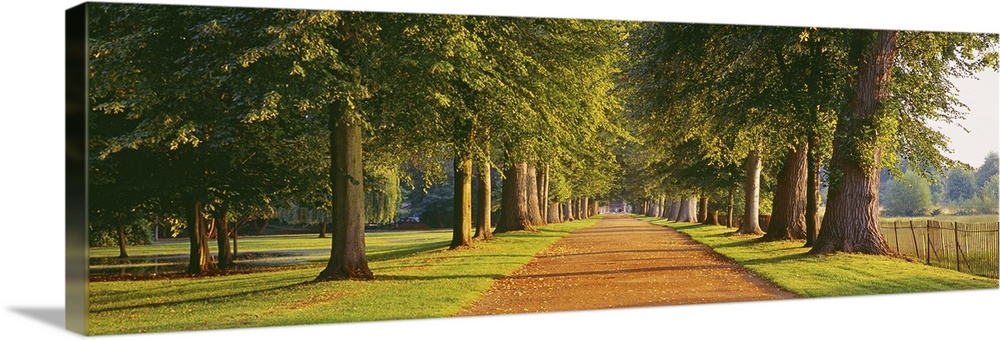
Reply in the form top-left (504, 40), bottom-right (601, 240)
top-left (456, 214), bottom-right (798, 316)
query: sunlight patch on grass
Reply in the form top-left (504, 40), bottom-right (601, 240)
top-left (634, 216), bottom-right (998, 298)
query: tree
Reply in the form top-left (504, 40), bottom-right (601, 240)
top-left (945, 167), bottom-right (977, 203)
top-left (812, 30), bottom-right (900, 254)
top-left (973, 174), bottom-right (999, 214)
top-left (976, 151), bottom-right (999, 189)
top-left (813, 29), bottom-right (996, 254)
top-left (883, 170), bottom-right (933, 216)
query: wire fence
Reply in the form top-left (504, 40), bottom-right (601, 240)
top-left (881, 220), bottom-right (999, 279)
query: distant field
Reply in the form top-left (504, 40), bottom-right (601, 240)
top-left (879, 214), bottom-right (1000, 224)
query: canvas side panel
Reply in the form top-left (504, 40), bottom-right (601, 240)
top-left (65, 2), bottom-right (88, 335)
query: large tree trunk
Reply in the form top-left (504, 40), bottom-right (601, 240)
top-left (590, 200), bottom-right (599, 217)
top-left (525, 164), bottom-right (546, 226)
top-left (738, 149), bottom-right (765, 234)
top-left (698, 196), bottom-right (709, 223)
top-left (473, 148), bottom-right (494, 240)
top-left (497, 162), bottom-right (537, 232)
top-left (186, 199), bottom-right (215, 274)
top-left (764, 142), bottom-right (809, 241)
top-left (565, 199), bottom-right (574, 221)
top-left (813, 30), bottom-right (898, 255)
top-left (317, 105), bottom-right (373, 281)
top-left (582, 197), bottom-right (590, 219)
top-left (318, 220), bottom-right (327, 238)
top-left (215, 206), bottom-right (233, 271)
top-left (709, 210), bottom-right (720, 225)
top-left (450, 149), bottom-right (474, 249)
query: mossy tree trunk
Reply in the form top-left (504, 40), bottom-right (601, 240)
top-left (812, 30), bottom-right (897, 255)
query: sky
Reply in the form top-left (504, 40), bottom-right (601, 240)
top-left (1, 1), bottom-right (998, 340)
top-left (934, 69), bottom-right (1000, 167)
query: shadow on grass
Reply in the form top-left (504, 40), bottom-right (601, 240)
top-left (740, 252), bottom-right (814, 266)
top-left (367, 241), bottom-right (451, 262)
top-left (90, 281), bottom-right (316, 314)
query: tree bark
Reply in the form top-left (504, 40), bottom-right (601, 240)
top-left (215, 206), bottom-right (233, 271)
top-left (677, 197), bottom-right (698, 223)
top-left (496, 162), bottom-right (536, 232)
top-left (764, 142), bottom-right (808, 241)
top-left (805, 132), bottom-right (821, 247)
top-left (525, 164), bottom-right (545, 226)
top-left (709, 210), bottom-right (720, 225)
top-left (450, 151), bottom-right (474, 249)
top-left (473, 151), bottom-right (494, 240)
top-left (590, 200), bottom-right (599, 217)
top-left (812, 30), bottom-right (898, 255)
top-left (581, 197), bottom-right (590, 219)
top-left (547, 202), bottom-right (561, 223)
top-left (668, 198), bottom-right (682, 221)
top-left (727, 190), bottom-right (735, 228)
top-left (698, 196), bottom-right (709, 223)
top-left (317, 103), bottom-right (373, 281)
top-left (805, 36), bottom-right (824, 248)
top-left (115, 219), bottom-right (128, 259)
top-left (318, 220), bottom-right (327, 238)
top-left (738, 149), bottom-right (765, 234)
top-left (539, 165), bottom-right (549, 225)
top-left (186, 199), bottom-right (216, 274)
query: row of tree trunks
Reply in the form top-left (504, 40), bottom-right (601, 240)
top-left (763, 142), bottom-right (808, 241)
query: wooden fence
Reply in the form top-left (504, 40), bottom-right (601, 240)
top-left (881, 220), bottom-right (999, 279)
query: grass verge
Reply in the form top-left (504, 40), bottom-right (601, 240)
top-left (634, 216), bottom-right (998, 297)
top-left (86, 218), bottom-right (598, 335)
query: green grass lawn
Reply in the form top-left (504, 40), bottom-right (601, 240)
top-left (634, 216), bottom-right (998, 298)
top-left (87, 218), bottom-right (598, 335)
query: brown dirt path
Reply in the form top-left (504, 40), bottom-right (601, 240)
top-left (456, 214), bottom-right (798, 316)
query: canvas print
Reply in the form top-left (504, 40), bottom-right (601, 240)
top-left (67, 1), bottom-right (1000, 336)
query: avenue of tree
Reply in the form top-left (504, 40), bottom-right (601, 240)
top-left (87, 3), bottom-right (998, 279)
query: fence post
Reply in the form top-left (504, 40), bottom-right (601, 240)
top-left (910, 220), bottom-right (920, 260)
top-left (953, 222), bottom-right (961, 271)
top-left (893, 221), bottom-right (899, 253)
top-left (925, 220), bottom-right (931, 265)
